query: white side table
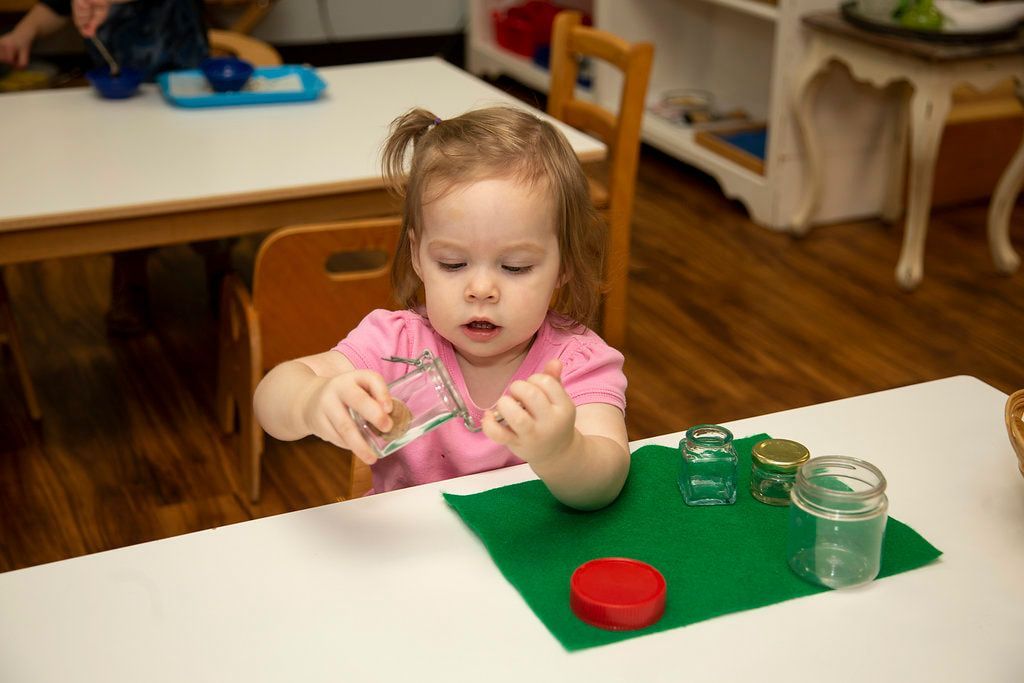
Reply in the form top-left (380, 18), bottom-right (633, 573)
top-left (791, 11), bottom-right (1024, 289)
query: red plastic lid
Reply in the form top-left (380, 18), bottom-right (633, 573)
top-left (570, 558), bottom-right (666, 631)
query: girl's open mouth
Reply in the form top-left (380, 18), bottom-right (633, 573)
top-left (462, 320), bottom-right (501, 341)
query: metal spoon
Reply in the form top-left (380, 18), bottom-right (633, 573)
top-left (90, 36), bottom-right (119, 77)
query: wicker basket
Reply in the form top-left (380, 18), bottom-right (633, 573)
top-left (1007, 389), bottom-right (1024, 480)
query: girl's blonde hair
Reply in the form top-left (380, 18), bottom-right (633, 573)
top-left (381, 106), bottom-right (605, 330)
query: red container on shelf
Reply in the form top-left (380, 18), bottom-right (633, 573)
top-left (493, 8), bottom-right (535, 57)
top-left (522, 0), bottom-right (562, 45)
top-left (493, 1), bottom-right (586, 59)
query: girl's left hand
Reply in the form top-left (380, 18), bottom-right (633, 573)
top-left (483, 359), bottom-right (577, 465)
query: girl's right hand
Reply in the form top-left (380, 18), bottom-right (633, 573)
top-left (0, 30), bottom-right (33, 68)
top-left (71, 0), bottom-right (118, 38)
top-left (300, 370), bottom-right (394, 465)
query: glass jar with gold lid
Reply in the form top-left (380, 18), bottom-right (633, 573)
top-left (750, 438), bottom-right (810, 505)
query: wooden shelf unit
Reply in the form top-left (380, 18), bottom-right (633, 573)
top-left (468, 0), bottom-right (904, 231)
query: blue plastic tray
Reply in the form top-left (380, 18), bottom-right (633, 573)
top-left (157, 64), bottom-right (326, 108)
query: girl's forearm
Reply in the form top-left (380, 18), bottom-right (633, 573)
top-left (17, 3), bottom-right (69, 39)
top-left (253, 360), bottom-right (326, 441)
top-left (530, 432), bottom-right (630, 511)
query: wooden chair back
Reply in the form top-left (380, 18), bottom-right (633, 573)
top-left (253, 218), bottom-right (401, 370)
top-left (207, 29), bottom-right (282, 66)
top-left (217, 217), bottom-right (401, 502)
top-left (548, 10), bottom-right (653, 349)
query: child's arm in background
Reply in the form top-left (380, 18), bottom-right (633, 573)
top-left (253, 351), bottom-right (395, 465)
top-left (483, 359), bottom-right (630, 511)
top-left (0, 3), bottom-right (68, 68)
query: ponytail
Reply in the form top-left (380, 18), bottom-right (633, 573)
top-left (381, 108), bottom-right (442, 199)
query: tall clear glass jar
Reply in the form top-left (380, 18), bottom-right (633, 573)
top-left (678, 424), bottom-right (738, 506)
top-left (787, 456), bottom-right (888, 589)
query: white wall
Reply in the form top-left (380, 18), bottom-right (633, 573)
top-left (250, 0), bottom-right (467, 45)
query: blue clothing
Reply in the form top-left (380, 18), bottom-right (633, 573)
top-left (41, 0), bottom-right (207, 81)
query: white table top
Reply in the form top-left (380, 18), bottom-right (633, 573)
top-left (0, 57), bottom-right (604, 232)
top-left (1, 375), bottom-right (1021, 682)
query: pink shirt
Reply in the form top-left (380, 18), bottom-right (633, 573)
top-left (333, 309), bottom-right (627, 494)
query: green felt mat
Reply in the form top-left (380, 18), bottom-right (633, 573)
top-left (444, 434), bottom-right (942, 651)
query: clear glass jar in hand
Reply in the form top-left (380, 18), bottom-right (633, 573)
top-left (349, 351), bottom-right (476, 458)
top-left (678, 424), bottom-right (738, 506)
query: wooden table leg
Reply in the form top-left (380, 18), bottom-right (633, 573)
top-left (790, 48), bottom-right (827, 235)
top-left (896, 83), bottom-right (951, 290)
top-left (986, 76), bottom-right (1024, 275)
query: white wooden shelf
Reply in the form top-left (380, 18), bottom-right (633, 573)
top-left (693, 0), bottom-right (779, 22)
top-left (469, 39), bottom-right (551, 92)
top-left (643, 115), bottom-right (767, 185)
top-left (467, 0), bottom-right (891, 229)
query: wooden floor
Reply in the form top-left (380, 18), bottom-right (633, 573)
top-left (3, 110), bottom-right (1023, 573)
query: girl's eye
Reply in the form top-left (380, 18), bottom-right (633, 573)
top-left (503, 265), bottom-right (533, 274)
top-left (438, 262), bottom-right (465, 271)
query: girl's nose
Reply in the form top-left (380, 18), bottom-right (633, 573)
top-left (465, 270), bottom-right (499, 302)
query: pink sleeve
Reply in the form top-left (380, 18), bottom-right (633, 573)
top-left (558, 334), bottom-right (627, 412)
top-left (332, 309), bottom-right (420, 381)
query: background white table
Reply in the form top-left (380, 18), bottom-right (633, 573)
top-left (0, 57), bottom-right (604, 265)
top-left (1, 376), bottom-right (1021, 681)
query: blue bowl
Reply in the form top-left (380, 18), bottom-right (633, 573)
top-left (86, 66), bottom-right (143, 99)
top-left (200, 57), bottom-right (254, 93)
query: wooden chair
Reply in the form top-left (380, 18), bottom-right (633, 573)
top-left (207, 28), bottom-right (281, 66)
top-left (547, 10), bottom-right (653, 350)
top-left (0, 269), bottom-right (41, 421)
top-left (204, 0), bottom-right (278, 35)
top-left (216, 217), bottom-right (402, 502)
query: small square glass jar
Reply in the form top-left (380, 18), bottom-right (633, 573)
top-left (678, 424), bottom-right (738, 506)
top-left (750, 438), bottom-right (810, 506)
top-left (349, 350), bottom-right (476, 458)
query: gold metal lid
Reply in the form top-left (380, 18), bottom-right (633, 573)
top-left (751, 438), bottom-right (810, 473)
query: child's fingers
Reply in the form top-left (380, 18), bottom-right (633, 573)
top-left (323, 409), bottom-right (378, 465)
top-left (494, 392), bottom-right (532, 433)
top-left (349, 446), bottom-right (379, 466)
top-left (510, 372), bottom-right (572, 418)
top-left (0, 41), bottom-right (27, 68)
top-left (74, 0), bottom-right (109, 37)
top-left (338, 371), bottom-right (393, 431)
top-left (480, 410), bottom-right (513, 445)
top-left (346, 392), bottom-right (393, 434)
top-left (523, 371), bottom-right (571, 409)
top-left (541, 358), bottom-right (562, 381)
top-left (508, 380), bottom-right (549, 420)
top-left (355, 371), bottom-right (392, 414)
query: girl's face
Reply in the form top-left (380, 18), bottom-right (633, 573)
top-left (411, 176), bottom-right (561, 368)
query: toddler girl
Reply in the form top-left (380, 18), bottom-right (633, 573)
top-left (254, 106), bottom-right (629, 510)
